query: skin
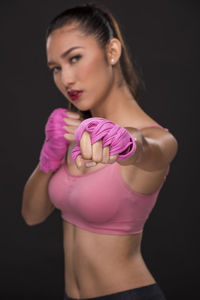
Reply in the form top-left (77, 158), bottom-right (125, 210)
top-left (46, 23), bottom-right (178, 298)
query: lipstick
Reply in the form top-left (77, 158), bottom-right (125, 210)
top-left (68, 89), bottom-right (83, 101)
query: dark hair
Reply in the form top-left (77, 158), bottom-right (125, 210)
top-left (46, 2), bottom-right (145, 120)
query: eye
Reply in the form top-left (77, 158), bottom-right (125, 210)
top-left (49, 66), bottom-right (61, 74)
top-left (70, 54), bottom-right (82, 63)
top-left (48, 55), bottom-right (81, 74)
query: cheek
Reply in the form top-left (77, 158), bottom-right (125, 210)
top-left (53, 75), bottom-right (67, 98)
top-left (54, 75), bottom-right (63, 90)
top-left (53, 75), bottom-right (59, 86)
top-left (79, 60), bottom-right (95, 79)
top-left (80, 55), bottom-right (109, 83)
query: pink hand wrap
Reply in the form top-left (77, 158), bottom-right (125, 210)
top-left (39, 108), bottom-right (70, 173)
top-left (71, 117), bottom-right (136, 162)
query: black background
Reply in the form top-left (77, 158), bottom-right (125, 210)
top-left (0, 0), bottom-right (199, 299)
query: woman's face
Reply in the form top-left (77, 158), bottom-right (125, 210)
top-left (46, 24), bottom-right (114, 111)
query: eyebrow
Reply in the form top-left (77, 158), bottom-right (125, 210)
top-left (47, 46), bottom-right (84, 66)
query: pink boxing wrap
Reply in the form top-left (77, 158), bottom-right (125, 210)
top-left (71, 117), bottom-right (136, 162)
top-left (39, 108), bottom-right (70, 173)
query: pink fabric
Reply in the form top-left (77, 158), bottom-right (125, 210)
top-left (39, 108), bottom-right (70, 173)
top-left (48, 123), bottom-right (170, 235)
top-left (48, 161), bottom-right (168, 235)
top-left (71, 117), bottom-right (136, 162)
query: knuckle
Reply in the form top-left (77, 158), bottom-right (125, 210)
top-left (93, 157), bottom-right (102, 163)
top-left (92, 151), bottom-right (102, 162)
top-left (82, 152), bottom-right (91, 160)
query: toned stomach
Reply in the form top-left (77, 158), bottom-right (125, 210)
top-left (62, 220), bottom-right (156, 299)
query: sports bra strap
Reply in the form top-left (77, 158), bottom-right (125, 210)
top-left (138, 124), bottom-right (169, 131)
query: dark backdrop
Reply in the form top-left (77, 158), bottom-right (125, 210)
top-left (0, 0), bottom-right (199, 299)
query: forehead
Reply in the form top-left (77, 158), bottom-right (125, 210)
top-left (46, 24), bottom-right (98, 53)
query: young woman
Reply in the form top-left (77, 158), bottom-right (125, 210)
top-left (21, 3), bottom-right (178, 300)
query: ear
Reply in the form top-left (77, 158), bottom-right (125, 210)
top-left (106, 38), bottom-right (122, 65)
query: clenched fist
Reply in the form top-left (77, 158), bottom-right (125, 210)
top-left (71, 117), bottom-right (137, 169)
top-left (62, 110), bottom-right (84, 142)
top-left (39, 108), bottom-right (84, 173)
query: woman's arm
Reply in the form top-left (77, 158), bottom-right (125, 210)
top-left (118, 127), bottom-right (178, 171)
top-left (21, 163), bottom-right (55, 226)
top-left (21, 110), bottom-right (83, 226)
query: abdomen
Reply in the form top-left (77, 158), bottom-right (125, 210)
top-left (62, 220), bottom-right (156, 299)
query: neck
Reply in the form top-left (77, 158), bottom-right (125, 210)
top-left (90, 81), bottom-right (138, 121)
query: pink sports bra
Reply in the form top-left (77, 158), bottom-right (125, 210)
top-left (48, 124), bottom-right (170, 235)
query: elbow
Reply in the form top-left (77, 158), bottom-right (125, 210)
top-left (21, 204), bottom-right (55, 226)
top-left (167, 133), bottom-right (179, 164)
top-left (21, 210), bottom-right (46, 226)
top-left (174, 136), bottom-right (179, 156)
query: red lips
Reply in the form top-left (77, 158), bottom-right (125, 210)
top-left (68, 89), bottom-right (83, 101)
top-left (68, 89), bottom-right (82, 96)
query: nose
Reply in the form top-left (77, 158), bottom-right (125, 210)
top-left (60, 67), bottom-right (75, 88)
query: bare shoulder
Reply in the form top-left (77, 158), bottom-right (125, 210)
top-left (117, 118), bottom-right (178, 194)
top-left (115, 105), bottom-right (178, 163)
top-left (138, 125), bottom-right (178, 165)
top-left (116, 106), bottom-right (178, 167)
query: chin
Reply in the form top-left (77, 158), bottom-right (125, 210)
top-left (73, 101), bottom-right (92, 112)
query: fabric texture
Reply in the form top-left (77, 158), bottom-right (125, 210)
top-left (71, 117), bottom-right (137, 162)
top-left (48, 123), bottom-right (170, 235)
top-left (39, 108), bottom-right (70, 173)
top-left (64, 283), bottom-right (167, 300)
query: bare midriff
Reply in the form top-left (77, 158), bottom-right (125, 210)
top-left (62, 220), bottom-right (156, 299)
top-left (62, 142), bottom-right (161, 299)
